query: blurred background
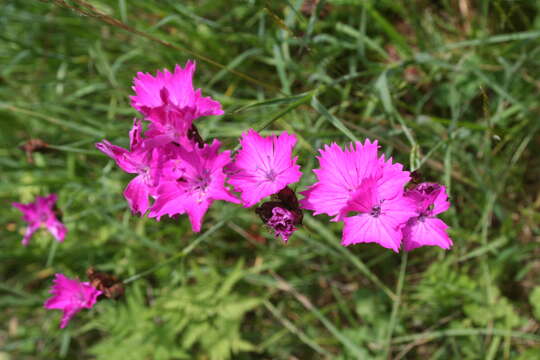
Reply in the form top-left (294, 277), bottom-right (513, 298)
top-left (1, 0), bottom-right (540, 359)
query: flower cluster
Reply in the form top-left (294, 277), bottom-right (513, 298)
top-left (97, 61), bottom-right (240, 232)
top-left (301, 140), bottom-right (452, 252)
top-left (96, 62), bottom-right (303, 236)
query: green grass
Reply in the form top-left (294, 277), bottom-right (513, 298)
top-left (1, 0), bottom-right (540, 359)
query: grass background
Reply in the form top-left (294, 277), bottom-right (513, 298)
top-left (1, 0), bottom-right (540, 359)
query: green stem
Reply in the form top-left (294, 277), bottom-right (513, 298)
top-left (122, 220), bottom-right (225, 284)
top-left (384, 251), bottom-right (408, 359)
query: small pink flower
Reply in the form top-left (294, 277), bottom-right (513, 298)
top-left (227, 129), bottom-right (302, 207)
top-left (341, 178), bottom-right (416, 252)
top-left (300, 140), bottom-right (381, 220)
top-left (44, 274), bottom-right (102, 329)
top-left (96, 119), bottom-right (162, 215)
top-left (301, 140), bottom-right (416, 252)
top-left (131, 61), bottom-right (222, 149)
top-left (12, 194), bottom-right (67, 246)
top-left (131, 61), bottom-right (223, 118)
top-left (149, 139), bottom-right (239, 232)
top-left (402, 183), bottom-right (453, 251)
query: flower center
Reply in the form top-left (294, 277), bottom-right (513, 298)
top-left (39, 212), bottom-right (49, 223)
top-left (370, 205), bottom-right (381, 217)
top-left (190, 169), bottom-right (211, 202)
top-left (264, 169), bottom-right (277, 182)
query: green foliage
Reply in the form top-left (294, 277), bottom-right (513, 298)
top-left (414, 260), bottom-right (480, 314)
top-left (530, 287), bottom-right (540, 321)
top-left (88, 261), bottom-right (260, 360)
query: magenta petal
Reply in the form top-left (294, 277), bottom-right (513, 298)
top-left (22, 224), bottom-right (40, 246)
top-left (95, 140), bottom-right (139, 174)
top-left (46, 218), bottom-right (67, 242)
top-left (342, 214), bottom-right (401, 252)
top-left (340, 177), bottom-right (380, 216)
top-left (185, 198), bottom-right (210, 233)
top-left (129, 118), bottom-right (144, 149)
top-left (432, 185), bottom-right (450, 215)
top-left (402, 217), bottom-right (452, 251)
top-left (377, 156), bottom-right (411, 201)
top-left (124, 175), bottom-right (151, 215)
top-left (12, 202), bottom-right (38, 223)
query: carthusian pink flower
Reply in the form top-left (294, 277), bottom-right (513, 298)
top-left (12, 194), bottom-right (67, 246)
top-left (300, 140), bottom-right (381, 220)
top-left (44, 274), bottom-right (102, 329)
top-left (227, 129), bottom-right (302, 207)
top-left (131, 61), bottom-right (223, 118)
top-left (131, 61), bottom-right (222, 149)
top-left (149, 139), bottom-right (239, 232)
top-left (301, 140), bottom-right (415, 252)
top-left (96, 119), bottom-right (162, 215)
top-left (402, 183), bottom-right (453, 251)
top-left (340, 176), bottom-right (416, 252)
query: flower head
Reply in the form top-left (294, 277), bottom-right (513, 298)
top-left (301, 139), bottom-right (415, 252)
top-left (149, 139), bottom-right (239, 232)
top-left (402, 183), bottom-right (453, 251)
top-left (131, 61), bottom-right (223, 118)
top-left (96, 119), bottom-right (162, 214)
top-left (300, 140), bottom-right (381, 220)
top-left (12, 194), bottom-right (67, 246)
top-left (131, 61), bottom-right (223, 148)
top-left (44, 274), bottom-right (102, 329)
top-left (228, 129), bottom-right (302, 207)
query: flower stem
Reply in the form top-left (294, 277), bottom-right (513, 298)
top-left (384, 251), bottom-right (408, 359)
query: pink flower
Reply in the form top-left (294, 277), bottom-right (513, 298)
top-left (131, 61), bottom-right (223, 118)
top-left (96, 119), bottom-right (162, 215)
top-left (227, 129), bottom-right (302, 207)
top-left (402, 183), bottom-right (453, 251)
top-left (131, 61), bottom-right (222, 149)
top-left (130, 61), bottom-right (222, 151)
top-left (341, 177), bottom-right (416, 252)
top-left (301, 140), bottom-right (415, 252)
top-left (149, 139), bottom-right (239, 232)
top-left (300, 140), bottom-right (382, 220)
top-left (12, 194), bottom-right (67, 246)
top-left (44, 274), bottom-right (102, 329)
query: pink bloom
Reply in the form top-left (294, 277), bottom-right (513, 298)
top-left (96, 119), bottom-right (162, 215)
top-left (402, 183), bottom-right (453, 251)
top-left (131, 61), bottom-right (223, 118)
top-left (12, 194), bottom-right (67, 246)
top-left (301, 140), bottom-right (416, 252)
top-left (131, 62), bottom-right (222, 151)
top-left (341, 178), bottom-right (416, 252)
top-left (149, 139), bottom-right (239, 232)
top-left (227, 129), bottom-right (302, 207)
top-left (300, 140), bottom-right (381, 220)
top-left (44, 274), bottom-right (102, 329)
